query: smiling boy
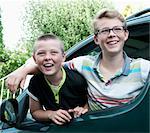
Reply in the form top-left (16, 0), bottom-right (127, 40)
top-left (27, 34), bottom-right (88, 125)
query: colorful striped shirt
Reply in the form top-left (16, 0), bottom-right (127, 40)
top-left (65, 52), bottom-right (150, 111)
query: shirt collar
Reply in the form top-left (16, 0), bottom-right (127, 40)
top-left (44, 67), bottom-right (66, 104)
top-left (93, 52), bottom-right (131, 76)
top-left (122, 52), bottom-right (132, 75)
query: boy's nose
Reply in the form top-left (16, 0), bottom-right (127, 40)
top-left (45, 53), bottom-right (52, 60)
top-left (108, 29), bottom-right (116, 37)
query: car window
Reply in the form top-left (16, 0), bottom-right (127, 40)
top-left (67, 22), bottom-right (149, 60)
top-left (125, 23), bottom-right (149, 59)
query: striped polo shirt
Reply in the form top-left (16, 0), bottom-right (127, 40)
top-left (65, 52), bottom-right (150, 111)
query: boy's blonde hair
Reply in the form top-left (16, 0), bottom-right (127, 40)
top-left (92, 9), bottom-right (127, 35)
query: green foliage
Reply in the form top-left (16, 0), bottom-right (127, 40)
top-left (22, 0), bottom-right (114, 52)
top-left (0, 47), bottom-right (9, 62)
top-left (0, 0), bottom-right (114, 78)
top-left (0, 10), bottom-right (4, 48)
top-left (0, 0), bottom-right (114, 99)
top-left (0, 48), bottom-right (29, 78)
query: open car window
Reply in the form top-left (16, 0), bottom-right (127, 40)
top-left (66, 22), bottom-right (149, 60)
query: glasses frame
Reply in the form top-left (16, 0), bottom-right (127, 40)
top-left (96, 26), bottom-right (126, 36)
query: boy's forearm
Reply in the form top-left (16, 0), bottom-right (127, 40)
top-left (23, 57), bottom-right (39, 75)
top-left (31, 110), bottom-right (53, 122)
top-left (6, 57), bottom-right (39, 92)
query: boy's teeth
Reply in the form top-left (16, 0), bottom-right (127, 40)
top-left (109, 41), bottom-right (117, 44)
top-left (44, 64), bottom-right (52, 67)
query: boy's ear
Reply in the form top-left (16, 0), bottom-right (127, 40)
top-left (32, 55), bottom-right (37, 64)
top-left (94, 35), bottom-right (99, 45)
top-left (124, 29), bottom-right (129, 41)
top-left (63, 52), bottom-right (66, 62)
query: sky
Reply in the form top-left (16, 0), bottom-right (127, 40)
top-left (0, 0), bottom-right (27, 49)
top-left (112, 0), bottom-right (149, 12)
top-left (0, 0), bottom-right (149, 50)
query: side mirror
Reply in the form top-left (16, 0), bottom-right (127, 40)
top-left (0, 99), bottom-right (18, 126)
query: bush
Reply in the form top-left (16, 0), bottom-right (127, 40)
top-left (0, 0), bottom-right (114, 78)
top-left (0, 48), bottom-right (29, 78)
top-left (22, 0), bottom-right (114, 53)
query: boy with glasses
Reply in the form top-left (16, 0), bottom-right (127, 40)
top-left (6, 9), bottom-right (150, 111)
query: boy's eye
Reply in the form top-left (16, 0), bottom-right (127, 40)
top-left (101, 29), bottom-right (109, 34)
top-left (114, 27), bottom-right (122, 31)
top-left (37, 52), bottom-right (45, 55)
top-left (51, 51), bottom-right (58, 55)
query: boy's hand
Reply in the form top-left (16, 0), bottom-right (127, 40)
top-left (6, 68), bottom-right (27, 93)
top-left (68, 106), bottom-right (88, 118)
top-left (48, 109), bottom-right (72, 125)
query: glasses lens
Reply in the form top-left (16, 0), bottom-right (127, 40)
top-left (97, 29), bottom-right (109, 35)
top-left (101, 29), bottom-right (109, 35)
top-left (97, 26), bottom-right (125, 36)
top-left (113, 26), bottom-right (124, 34)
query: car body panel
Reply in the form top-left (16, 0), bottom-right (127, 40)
top-left (1, 80), bottom-right (149, 132)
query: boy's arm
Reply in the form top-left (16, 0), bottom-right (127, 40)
top-left (29, 97), bottom-right (72, 125)
top-left (6, 57), bottom-right (39, 93)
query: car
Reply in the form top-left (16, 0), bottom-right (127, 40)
top-left (0, 8), bottom-right (150, 133)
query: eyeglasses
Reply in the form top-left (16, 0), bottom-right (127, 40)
top-left (96, 26), bottom-right (126, 36)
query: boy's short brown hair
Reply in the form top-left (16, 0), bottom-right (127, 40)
top-left (33, 33), bottom-right (64, 53)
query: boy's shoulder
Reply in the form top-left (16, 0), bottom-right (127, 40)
top-left (131, 58), bottom-right (150, 65)
top-left (64, 67), bottom-right (86, 80)
top-left (30, 72), bottom-right (44, 82)
top-left (73, 55), bottom-right (97, 61)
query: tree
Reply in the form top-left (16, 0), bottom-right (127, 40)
top-left (0, 8), bottom-right (5, 63)
top-left (0, 0), bottom-right (114, 78)
top-left (0, 8), bottom-right (4, 49)
top-left (21, 0), bottom-right (114, 54)
top-left (0, 9), bottom-right (29, 78)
